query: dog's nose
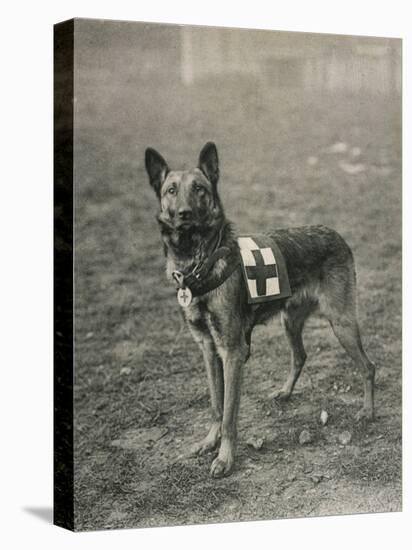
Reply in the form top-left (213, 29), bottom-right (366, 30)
top-left (178, 208), bottom-right (192, 221)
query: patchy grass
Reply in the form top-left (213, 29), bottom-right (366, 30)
top-left (72, 61), bottom-right (401, 530)
top-left (335, 443), bottom-right (402, 484)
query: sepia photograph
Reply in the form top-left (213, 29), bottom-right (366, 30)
top-left (55, 17), bottom-right (402, 531)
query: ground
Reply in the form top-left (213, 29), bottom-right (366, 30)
top-left (72, 70), bottom-right (402, 530)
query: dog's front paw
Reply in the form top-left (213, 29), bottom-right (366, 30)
top-left (210, 440), bottom-right (234, 478)
top-left (190, 438), bottom-right (218, 456)
top-left (210, 456), bottom-right (234, 478)
top-left (269, 388), bottom-right (292, 402)
top-left (190, 423), bottom-right (221, 456)
top-left (355, 407), bottom-right (374, 422)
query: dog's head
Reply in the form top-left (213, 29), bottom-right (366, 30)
top-left (145, 142), bottom-right (223, 234)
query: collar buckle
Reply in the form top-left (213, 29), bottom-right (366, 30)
top-left (172, 270), bottom-right (185, 288)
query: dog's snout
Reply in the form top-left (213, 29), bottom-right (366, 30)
top-left (178, 208), bottom-right (193, 221)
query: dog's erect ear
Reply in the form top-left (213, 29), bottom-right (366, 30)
top-left (145, 148), bottom-right (169, 198)
top-left (198, 142), bottom-right (219, 187)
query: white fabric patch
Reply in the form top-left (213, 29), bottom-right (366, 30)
top-left (259, 247), bottom-right (276, 265)
top-left (266, 277), bottom-right (280, 295)
top-left (237, 235), bottom-right (291, 303)
top-left (238, 237), bottom-right (259, 250)
top-left (240, 248), bottom-right (256, 267)
top-left (247, 279), bottom-right (258, 298)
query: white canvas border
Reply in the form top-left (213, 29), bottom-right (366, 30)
top-left (0, 1), bottom-right (409, 549)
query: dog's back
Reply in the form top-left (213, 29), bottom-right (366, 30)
top-left (251, 224), bottom-right (355, 322)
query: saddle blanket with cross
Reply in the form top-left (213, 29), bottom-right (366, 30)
top-left (238, 235), bottom-right (292, 304)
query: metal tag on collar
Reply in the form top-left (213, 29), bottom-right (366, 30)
top-left (172, 271), bottom-right (192, 307)
top-left (177, 286), bottom-right (192, 307)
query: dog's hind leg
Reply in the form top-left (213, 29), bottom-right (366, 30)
top-left (320, 267), bottom-right (375, 421)
top-left (269, 301), bottom-right (314, 402)
top-left (328, 314), bottom-right (375, 420)
top-left (187, 320), bottom-right (224, 456)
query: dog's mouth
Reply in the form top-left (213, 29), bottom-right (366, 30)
top-left (158, 212), bottom-right (215, 236)
top-left (175, 221), bottom-right (195, 231)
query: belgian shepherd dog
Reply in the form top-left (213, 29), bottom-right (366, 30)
top-left (145, 142), bottom-right (375, 478)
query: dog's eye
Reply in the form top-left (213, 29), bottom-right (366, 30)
top-left (194, 184), bottom-right (204, 193)
top-left (168, 187), bottom-right (176, 195)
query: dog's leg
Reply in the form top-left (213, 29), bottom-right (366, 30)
top-left (269, 306), bottom-right (309, 401)
top-left (210, 343), bottom-right (249, 478)
top-left (329, 315), bottom-right (375, 420)
top-left (320, 268), bottom-right (375, 421)
top-left (188, 321), bottom-right (224, 455)
top-left (269, 302), bottom-right (314, 401)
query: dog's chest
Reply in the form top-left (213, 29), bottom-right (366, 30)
top-left (182, 295), bottom-right (222, 337)
top-left (182, 297), bottom-right (208, 325)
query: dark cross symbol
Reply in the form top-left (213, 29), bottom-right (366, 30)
top-left (245, 249), bottom-right (278, 296)
top-left (180, 289), bottom-right (190, 304)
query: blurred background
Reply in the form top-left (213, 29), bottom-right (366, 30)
top-left (76, 20), bottom-right (401, 92)
top-left (72, 19), bottom-right (401, 530)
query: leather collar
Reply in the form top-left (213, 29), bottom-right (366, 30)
top-left (172, 223), bottom-right (240, 297)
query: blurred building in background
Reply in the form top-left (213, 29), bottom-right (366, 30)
top-left (76, 20), bottom-right (401, 96)
top-left (180, 26), bottom-right (401, 95)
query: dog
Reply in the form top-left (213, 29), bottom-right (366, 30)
top-left (144, 142), bottom-right (375, 478)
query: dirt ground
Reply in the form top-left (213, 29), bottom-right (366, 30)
top-left (72, 59), bottom-right (401, 530)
